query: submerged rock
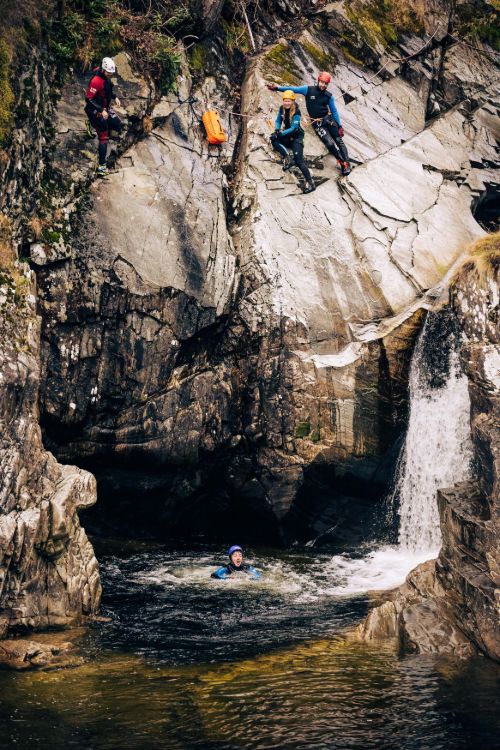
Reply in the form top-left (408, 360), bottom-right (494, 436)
top-left (0, 635), bottom-right (82, 670)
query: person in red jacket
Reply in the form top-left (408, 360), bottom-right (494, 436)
top-left (85, 56), bottom-right (122, 176)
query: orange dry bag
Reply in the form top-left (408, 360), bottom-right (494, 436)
top-left (201, 110), bottom-right (227, 145)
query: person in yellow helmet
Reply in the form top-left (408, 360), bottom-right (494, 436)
top-left (270, 90), bottom-right (315, 193)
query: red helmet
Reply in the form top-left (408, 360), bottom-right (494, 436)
top-left (318, 71), bottom-right (331, 84)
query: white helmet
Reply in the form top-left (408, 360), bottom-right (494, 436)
top-left (102, 57), bottom-right (116, 74)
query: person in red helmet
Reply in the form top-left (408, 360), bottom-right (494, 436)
top-left (85, 56), bottom-right (123, 176)
top-left (267, 71), bottom-right (351, 176)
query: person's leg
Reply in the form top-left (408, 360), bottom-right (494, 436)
top-left (292, 138), bottom-right (312, 182)
top-left (96, 122), bottom-right (109, 172)
top-left (86, 109), bottom-right (110, 173)
top-left (108, 111), bottom-right (123, 137)
top-left (313, 121), bottom-right (341, 160)
top-left (324, 117), bottom-right (350, 172)
top-left (270, 135), bottom-right (292, 169)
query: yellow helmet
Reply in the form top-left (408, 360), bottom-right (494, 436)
top-left (282, 90), bottom-right (296, 100)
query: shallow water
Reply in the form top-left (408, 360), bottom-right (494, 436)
top-left (0, 541), bottom-right (499, 750)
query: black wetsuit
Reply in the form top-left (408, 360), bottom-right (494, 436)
top-left (277, 84), bottom-right (349, 164)
top-left (270, 105), bottom-right (313, 182)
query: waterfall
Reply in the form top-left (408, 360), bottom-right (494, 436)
top-left (392, 312), bottom-right (474, 553)
top-left (311, 311), bottom-right (474, 597)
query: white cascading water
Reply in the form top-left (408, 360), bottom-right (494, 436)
top-left (393, 318), bottom-right (474, 554)
top-left (315, 314), bottom-right (474, 596)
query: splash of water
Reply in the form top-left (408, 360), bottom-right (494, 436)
top-left (393, 318), bottom-right (473, 553)
top-left (313, 313), bottom-right (474, 594)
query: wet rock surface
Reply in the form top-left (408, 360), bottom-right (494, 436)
top-left (1, 0), bottom-right (499, 640)
top-left (0, 633), bottom-right (82, 671)
top-left (34, 1), bottom-right (499, 541)
top-left (0, 267), bottom-right (100, 637)
top-left (360, 245), bottom-right (500, 661)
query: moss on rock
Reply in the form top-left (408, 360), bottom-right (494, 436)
top-left (301, 39), bottom-right (336, 71)
top-left (295, 421), bottom-right (311, 439)
top-left (0, 38), bottom-right (14, 146)
top-left (345, 0), bottom-right (424, 51)
top-left (262, 42), bottom-right (302, 84)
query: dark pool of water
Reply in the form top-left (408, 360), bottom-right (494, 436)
top-left (0, 541), bottom-right (498, 750)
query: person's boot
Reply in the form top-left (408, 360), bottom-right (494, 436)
top-left (282, 154), bottom-right (293, 171)
top-left (303, 178), bottom-right (316, 194)
top-left (341, 161), bottom-right (351, 176)
top-left (96, 164), bottom-right (108, 176)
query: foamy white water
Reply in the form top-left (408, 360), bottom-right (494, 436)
top-left (127, 546), bottom-right (433, 602)
top-left (393, 323), bottom-right (473, 553)
top-left (321, 545), bottom-right (435, 596)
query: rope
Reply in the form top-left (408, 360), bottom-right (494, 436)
top-left (334, 23), bottom-right (445, 102)
top-left (448, 33), bottom-right (500, 57)
top-left (189, 28), bottom-right (498, 133)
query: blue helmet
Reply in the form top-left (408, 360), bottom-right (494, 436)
top-left (228, 545), bottom-right (243, 558)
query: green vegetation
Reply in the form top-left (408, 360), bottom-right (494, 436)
top-left (295, 421), bottom-right (311, 439)
top-left (151, 35), bottom-right (181, 94)
top-left (0, 212), bottom-right (14, 269)
top-left (345, 0), bottom-right (424, 50)
top-left (301, 40), bottom-right (336, 71)
top-left (221, 18), bottom-right (250, 54)
top-left (262, 42), bottom-right (302, 84)
top-left (0, 38), bottom-right (14, 146)
top-left (48, 0), bottom-right (188, 93)
top-left (456, 3), bottom-right (500, 52)
top-left (189, 43), bottom-right (209, 73)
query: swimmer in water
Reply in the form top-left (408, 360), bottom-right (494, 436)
top-left (211, 545), bottom-right (261, 580)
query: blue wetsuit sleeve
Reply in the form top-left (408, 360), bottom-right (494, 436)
top-left (280, 113), bottom-right (301, 137)
top-left (276, 85), bottom-right (308, 96)
top-left (275, 109), bottom-right (283, 130)
top-left (328, 94), bottom-right (342, 126)
top-left (211, 566), bottom-right (229, 579)
top-left (247, 566), bottom-right (262, 579)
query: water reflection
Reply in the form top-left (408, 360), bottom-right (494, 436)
top-left (0, 542), bottom-right (498, 749)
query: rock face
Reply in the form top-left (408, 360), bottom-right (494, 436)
top-left (33, 1), bottom-right (499, 542)
top-left (0, 634), bottom-right (82, 670)
top-left (0, 0), bottom-right (498, 640)
top-left (359, 559), bottom-right (477, 657)
top-left (0, 44), bottom-right (101, 637)
top-left (359, 238), bottom-right (500, 661)
top-left (0, 266), bottom-right (100, 637)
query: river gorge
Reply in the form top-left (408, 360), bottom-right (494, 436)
top-left (0, 0), bottom-right (499, 747)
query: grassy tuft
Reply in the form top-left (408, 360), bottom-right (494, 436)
top-left (456, 3), bottom-right (500, 52)
top-left (295, 421), bottom-right (311, 439)
top-left (453, 232), bottom-right (500, 283)
top-left (0, 38), bottom-right (14, 146)
top-left (0, 213), bottom-right (14, 269)
top-left (301, 40), bottom-right (336, 71)
top-left (345, 0), bottom-right (424, 51)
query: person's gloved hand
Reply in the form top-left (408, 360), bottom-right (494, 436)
top-left (266, 83), bottom-right (278, 91)
top-left (338, 126), bottom-right (344, 137)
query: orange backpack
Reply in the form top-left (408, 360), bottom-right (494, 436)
top-left (201, 110), bottom-right (227, 145)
